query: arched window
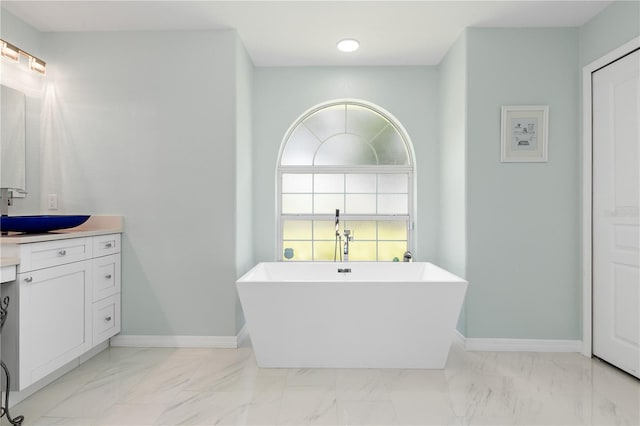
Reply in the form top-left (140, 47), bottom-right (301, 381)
top-left (277, 99), bottom-right (415, 261)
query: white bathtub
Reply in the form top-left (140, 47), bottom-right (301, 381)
top-left (237, 262), bottom-right (468, 369)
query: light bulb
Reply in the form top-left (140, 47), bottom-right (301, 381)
top-left (337, 39), bottom-right (359, 53)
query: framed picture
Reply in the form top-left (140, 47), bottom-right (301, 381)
top-left (501, 105), bottom-right (549, 162)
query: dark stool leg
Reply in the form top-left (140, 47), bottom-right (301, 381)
top-left (0, 360), bottom-right (23, 425)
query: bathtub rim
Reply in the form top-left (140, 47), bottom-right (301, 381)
top-left (237, 261), bottom-right (467, 284)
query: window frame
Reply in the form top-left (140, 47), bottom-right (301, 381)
top-left (276, 99), bottom-right (416, 261)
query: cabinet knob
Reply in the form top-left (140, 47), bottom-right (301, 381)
top-left (105, 316), bottom-right (112, 322)
top-left (24, 276), bottom-right (33, 283)
top-left (105, 243), bottom-right (113, 248)
top-left (105, 274), bottom-right (112, 279)
top-left (58, 250), bottom-right (67, 256)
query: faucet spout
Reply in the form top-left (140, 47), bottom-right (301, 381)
top-left (334, 209), bottom-right (342, 262)
top-left (343, 229), bottom-right (353, 262)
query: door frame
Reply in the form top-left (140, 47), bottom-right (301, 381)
top-left (582, 36), bottom-right (640, 357)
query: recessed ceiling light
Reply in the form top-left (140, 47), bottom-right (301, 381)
top-left (337, 39), bottom-right (359, 53)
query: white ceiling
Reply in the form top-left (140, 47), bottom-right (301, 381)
top-left (2, 0), bottom-right (612, 66)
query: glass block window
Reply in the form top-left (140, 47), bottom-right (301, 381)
top-left (278, 100), bottom-right (415, 261)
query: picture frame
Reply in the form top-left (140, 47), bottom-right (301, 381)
top-left (501, 105), bottom-right (549, 162)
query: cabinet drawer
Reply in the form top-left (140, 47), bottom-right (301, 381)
top-left (92, 254), bottom-right (121, 302)
top-left (18, 237), bottom-right (92, 273)
top-left (93, 294), bottom-right (120, 346)
top-left (93, 234), bottom-right (121, 257)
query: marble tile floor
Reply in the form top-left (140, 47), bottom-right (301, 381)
top-left (3, 342), bottom-right (639, 426)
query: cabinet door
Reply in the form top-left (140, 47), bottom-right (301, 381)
top-left (18, 260), bottom-right (91, 389)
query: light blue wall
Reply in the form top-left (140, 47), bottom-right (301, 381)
top-left (465, 28), bottom-right (580, 339)
top-left (0, 8), bottom-right (41, 58)
top-left (235, 37), bottom-right (253, 332)
top-left (437, 32), bottom-right (468, 334)
top-left (0, 9), bottom-right (42, 215)
top-left (253, 67), bottom-right (439, 262)
top-left (437, 32), bottom-right (467, 279)
top-left (38, 30), bottom-right (242, 336)
top-left (579, 0), bottom-right (640, 67)
top-left (2, 10), bottom-right (253, 337)
top-left (4, 2), bottom-right (634, 341)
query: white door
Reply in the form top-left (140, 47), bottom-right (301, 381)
top-left (592, 48), bottom-right (640, 379)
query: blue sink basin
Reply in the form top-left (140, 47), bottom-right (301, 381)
top-left (0, 215), bottom-right (91, 234)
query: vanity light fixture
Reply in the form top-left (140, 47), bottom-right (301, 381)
top-left (337, 38), bottom-right (360, 53)
top-left (1, 40), bottom-right (20, 62)
top-left (29, 57), bottom-right (46, 75)
top-left (0, 38), bottom-right (46, 76)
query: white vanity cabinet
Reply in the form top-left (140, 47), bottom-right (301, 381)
top-left (2, 233), bottom-right (121, 391)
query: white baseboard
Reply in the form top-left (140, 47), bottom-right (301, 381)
top-left (111, 328), bottom-right (248, 349)
top-left (452, 329), bottom-right (466, 347)
top-left (111, 330), bottom-right (581, 352)
top-left (454, 330), bottom-right (582, 352)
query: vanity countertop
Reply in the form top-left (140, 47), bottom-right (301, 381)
top-left (1, 257), bottom-right (20, 267)
top-left (0, 215), bottom-right (123, 245)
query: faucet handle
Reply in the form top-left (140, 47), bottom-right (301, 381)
top-left (403, 251), bottom-right (413, 262)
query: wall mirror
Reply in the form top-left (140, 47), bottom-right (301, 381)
top-left (0, 84), bottom-right (26, 192)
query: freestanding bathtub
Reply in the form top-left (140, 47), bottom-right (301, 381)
top-left (236, 262), bottom-right (468, 369)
